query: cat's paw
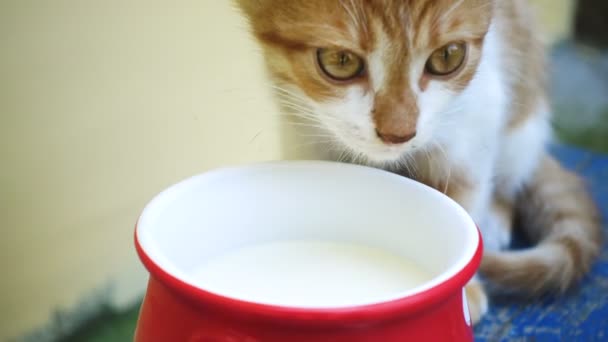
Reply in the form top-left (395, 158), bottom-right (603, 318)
top-left (465, 278), bottom-right (489, 325)
top-left (479, 198), bottom-right (513, 252)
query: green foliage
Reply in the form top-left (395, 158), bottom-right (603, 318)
top-left (58, 305), bottom-right (140, 342)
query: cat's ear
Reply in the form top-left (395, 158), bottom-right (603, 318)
top-left (233, 0), bottom-right (269, 20)
top-left (233, 0), bottom-right (292, 37)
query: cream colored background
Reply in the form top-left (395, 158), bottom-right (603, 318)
top-left (0, 0), bottom-right (574, 340)
top-left (0, 1), bottom-right (287, 340)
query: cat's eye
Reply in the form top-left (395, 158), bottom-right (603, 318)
top-left (317, 48), bottom-right (365, 81)
top-left (425, 42), bottom-right (467, 76)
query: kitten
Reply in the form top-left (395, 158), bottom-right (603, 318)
top-left (235, 0), bottom-right (602, 323)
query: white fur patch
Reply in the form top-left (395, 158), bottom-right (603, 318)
top-left (481, 208), bottom-right (512, 251)
top-left (495, 102), bottom-right (551, 199)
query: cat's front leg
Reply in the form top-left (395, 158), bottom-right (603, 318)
top-left (443, 174), bottom-right (493, 325)
top-left (480, 196), bottom-right (514, 252)
top-left (465, 276), bottom-right (489, 325)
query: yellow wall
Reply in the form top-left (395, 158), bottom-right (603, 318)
top-left (0, 0), bottom-right (576, 340)
top-left (0, 1), bottom-right (283, 340)
top-left (530, 0), bottom-right (576, 45)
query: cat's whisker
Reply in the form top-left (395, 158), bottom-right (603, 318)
top-left (280, 107), bottom-right (346, 128)
top-left (351, 150), bottom-right (364, 166)
top-left (271, 85), bottom-right (316, 104)
top-left (339, 0), bottom-right (358, 29)
top-left (279, 113), bottom-right (324, 126)
top-left (297, 133), bottom-right (339, 140)
top-left (279, 22), bottom-right (347, 35)
top-left (422, 147), bottom-right (434, 179)
top-left (339, 0), bottom-right (368, 37)
top-left (277, 101), bottom-right (316, 116)
top-left (333, 146), bottom-right (348, 163)
top-left (325, 143), bottom-right (344, 160)
top-left (274, 101), bottom-right (323, 118)
top-left (403, 158), bottom-right (414, 178)
top-left (289, 142), bottom-right (333, 153)
top-left (433, 0), bottom-right (465, 31)
top-left (274, 93), bottom-right (315, 110)
top-left (271, 87), bottom-right (346, 124)
top-left (358, 0), bottom-right (370, 31)
top-left (278, 103), bottom-right (311, 113)
top-left (274, 95), bottom-right (342, 122)
top-left (275, 109), bottom-right (345, 141)
top-left (351, 150), bottom-right (362, 165)
top-left (348, 0), bottom-right (363, 23)
top-left (272, 88), bottom-right (309, 101)
top-left (276, 115), bottom-right (324, 128)
top-left (258, 23), bottom-right (350, 48)
top-left (281, 122), bottom-right (328, 132)
top-left (406, 153), bottom-right (420, 177)
top-left (393, 153), bottom-right (411, 178)
top-left (281, 108), bottom-right (344, 127)
top-left (431, 140), bottom-right (451, 194)
top-left (294, 138), bottom-right (337, 146)
top-left (360, 152), bottom-right (370, 166)
top-left (276, 112), bottom-right (323, 122)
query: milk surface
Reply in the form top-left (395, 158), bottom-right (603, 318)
top-left (190, 240), bottom-right (431, 307)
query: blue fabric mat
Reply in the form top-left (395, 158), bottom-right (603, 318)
top-left (475, 145), bottom-right (608, 341)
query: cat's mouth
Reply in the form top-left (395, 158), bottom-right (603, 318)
top-left (334, 131), bottom-right (419, 165)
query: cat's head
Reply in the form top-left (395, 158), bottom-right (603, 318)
top-left (236, 0), bottom-right (493, 165)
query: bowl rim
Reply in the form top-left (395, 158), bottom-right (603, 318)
top-left (134, 160), bottom-right (483, 325)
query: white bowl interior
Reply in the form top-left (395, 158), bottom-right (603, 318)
top-left (137, 161), bottom-right (478, 307)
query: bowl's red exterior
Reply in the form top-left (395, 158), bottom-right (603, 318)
top-left (133, 228), bottom-right (483, 342)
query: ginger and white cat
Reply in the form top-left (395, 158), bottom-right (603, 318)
top-left (235, 0), bottom-right (602, 323)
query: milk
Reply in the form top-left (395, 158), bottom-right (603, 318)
top-left (190, 240), bottom-right (431, 307)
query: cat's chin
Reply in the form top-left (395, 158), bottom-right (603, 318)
top-left (333, 144), bottom-right (413, 168)
top-left (363, 152), bottom-right (408, 166)
top-left (362, 156), bottom-right (413, 170)
top-left (326, 130), bottom-right (421, 167)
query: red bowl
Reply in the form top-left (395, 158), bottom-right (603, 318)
top-left (134, 161), bottom-right (482, 342)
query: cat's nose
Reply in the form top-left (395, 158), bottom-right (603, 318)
top-left (375, 129), bottom-right (417, 144)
